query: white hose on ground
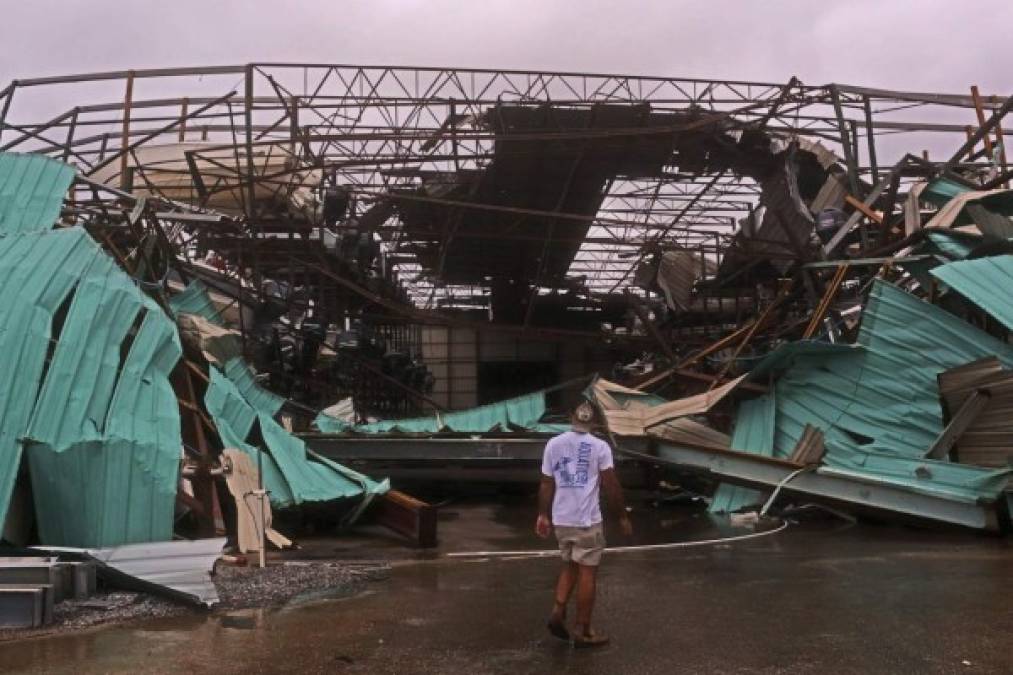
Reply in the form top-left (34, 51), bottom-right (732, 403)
top-left (759, 465), bottom-right (816, 516)
top-left (445, 519), bottom-right (789, 559)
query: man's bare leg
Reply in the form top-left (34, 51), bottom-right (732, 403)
top-left (573, 564), bottom-right (608, 646)
top-left (548, 561), bottom-right (578, 639)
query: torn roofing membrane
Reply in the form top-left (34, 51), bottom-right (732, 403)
top-left (0, 226), bottom-right (182, 548)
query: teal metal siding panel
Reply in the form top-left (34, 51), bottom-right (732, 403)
top-left (221, 357), bottom-right (285, 418)
top-left (930, 255), bottom-right (1013, 331)
top-left (0, 153), bottom-right (75, 234)
top-left (0, 230), bottom-right (93, 535)
top-left (205, 362), bottom-right (385, 509)
top-left (318, 390), bottom-right (549, 434)
top-left (0, 228), bottom-right (182, 547)
top-left (766, 280), bottom-right (1012, 502)
top-left (709, 394), bottom-right (775, 514)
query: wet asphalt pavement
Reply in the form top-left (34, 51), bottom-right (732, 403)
top-left (2, 498), bottom-right (1012, 674)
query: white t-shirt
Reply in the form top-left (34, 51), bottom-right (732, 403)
top-left (541, 430), bottom-right (615, 527)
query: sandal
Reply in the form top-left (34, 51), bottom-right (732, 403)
top-left (547, 618), bottom-right (570, 641)
top-left (573, 629), bottom-right (610, 649)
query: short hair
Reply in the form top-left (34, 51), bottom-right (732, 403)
top-left (572, 400), bottom-right (597, 425)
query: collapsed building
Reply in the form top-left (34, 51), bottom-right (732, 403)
top-left (1, 63), bottom-right (1012, 623)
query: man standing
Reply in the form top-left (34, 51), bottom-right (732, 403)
top-left (536, 401), bottom-right (632, 648)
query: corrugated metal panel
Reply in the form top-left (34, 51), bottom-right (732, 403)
top-left (41, 538), bottom-right (224, 607)
top-left (937, 359), bottom-right (1013, 468)
top-left (922, 177), bottom-right (972, 208)
top-left (656, 250), bottom-right (712, 311)
top-left (0, 153), bottom-right (75, 234)
top-left (221, 357), bottom-right (285, 417)
top-left (318, 390), bottom-right (549, 434)
top-left (748, 342), bottom-right (859, 381)
top-left (0, 227), bottom-right (182, 547)
top-left (709, 394), bottom-right (776, 514)
top-left (206, 364), bottom-right (386, 509)
top-left (931, 255), bottom-right (1013, 331)
top-left (766, 280), bottom-right (1012, 502)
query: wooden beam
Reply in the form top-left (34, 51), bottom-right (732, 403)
top-left (844, 194), bottom-right (883, 225)
top-left (372, 490), bottom-right (438, 548)
top-left (803, 263), bottom-right (849, 339)
top-left (971, 86), bottom-right (994, 157)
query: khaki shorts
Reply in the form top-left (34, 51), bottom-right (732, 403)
top-left (555, 523), bottom-right (606, 566)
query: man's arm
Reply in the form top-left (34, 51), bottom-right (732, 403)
top-left (536, 476), bottom-right (554, 538)
top-left (601, 468), bottom-right (633, 537)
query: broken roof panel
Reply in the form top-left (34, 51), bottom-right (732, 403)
top-left (221, 357), bottom-right (285, 418)
top-left (206, 364), bottom-right (386, 509)
top-left (930, 255), bottom-right (1013, 331)
top-left (595, 375), bottom-right (746, 437)
top-left (0, 153), bottom-right (75, 234)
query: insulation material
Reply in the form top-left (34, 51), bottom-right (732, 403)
top-left (314, 398), bottom-right (356, 433)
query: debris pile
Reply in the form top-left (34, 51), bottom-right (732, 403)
top-left (0, 150), bottom-right (404, 624)
top-left (1, 65), bottom-right (1012, 634)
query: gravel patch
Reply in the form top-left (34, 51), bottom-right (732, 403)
top-left (215, 560), bottom-right (388, 610)
top-left (0, 559), bottom-right (389, 641)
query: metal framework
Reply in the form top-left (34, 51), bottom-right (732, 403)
top-left (2, 65), bottom-right (1004, 293)
top-left (2, 64), bottom-right (1009, 411)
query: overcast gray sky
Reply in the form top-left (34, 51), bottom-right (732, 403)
top-left (1, 0), bottom-right (1010, 94)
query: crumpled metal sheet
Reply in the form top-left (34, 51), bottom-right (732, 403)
top-left (40, 538), bottom-right (225, 607)
top-left (767, 280), bottom-right (1013, 502)
top-left (0, 227), bottom-right (182, 548)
